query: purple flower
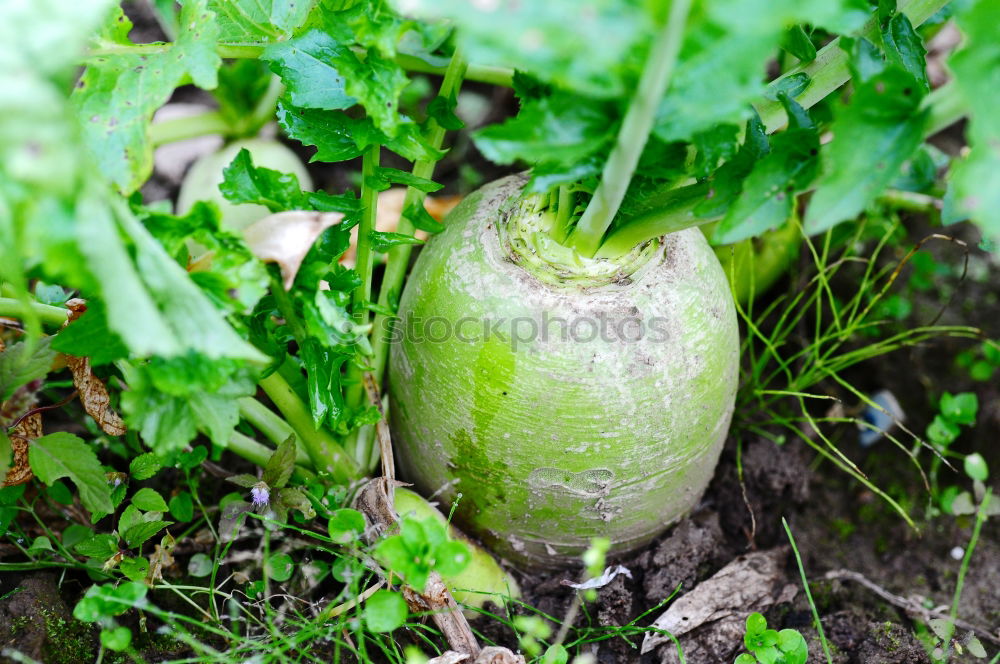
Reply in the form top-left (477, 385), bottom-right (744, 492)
top-left (250, 482), bottom-right (270, 507)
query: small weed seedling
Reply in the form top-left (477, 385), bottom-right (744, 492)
top-left (734, 613), bottom-right (808, 664)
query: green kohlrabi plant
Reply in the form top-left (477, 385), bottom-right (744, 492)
top-left (2, 0), bottom-right (998, 592)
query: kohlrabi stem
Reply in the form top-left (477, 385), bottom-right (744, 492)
top-left (755, 0), bottom-right (951, 132)
top-left (566, 0), bottom-right (692, 258)
top-left (352, 146), bottom-right (381, 330)
top-left (148, 111), bottom-right (230, 147)
top-left (237, 396), bottom-right (310, 465)
top-left (258, 371), bottom-right (361, 483)
top-left (923, 79), bottom-right (966, 137)
top-left (87, 42), bottom-right (506, 86)
top-left (552, 185), bottom-right (574, 243)
top-left (370, 53), bottom-right (468, 384)
top-left (225, 430), bottom-right (316, 483)
top-left (341, 145), bottom-right (382, 443)
top-left (0, 297), bottom-right (69, 328)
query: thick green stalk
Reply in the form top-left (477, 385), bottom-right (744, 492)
top-left (566, 0), bottom-right (693, 257)
top-left (0, 297), bottom-right (69, 327)
top-left (225, 430), bottom-right (316, 483)
top-left (370, 53), bottom-right (468, 385)
top-left (597, 1), bottom-right (961, 260)
top-left (148, 111), bottom-right (230, 147)
top-left (923, 80), bottom-right (966, 137)
top-left (755, 0), bottom-right (952, 132)
top-left (87, 42), bottom-right (507, 86)
top-left (258, 372), bottom-right (360, 483)
top-left (352, 146), bottom-right (381, 330)
top-left (237, 396), bottom-right (310, 465)
top-left (341, 146), bottom-right (382, 437)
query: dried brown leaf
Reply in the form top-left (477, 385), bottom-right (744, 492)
top-left (3, 413), bottom-right (40, 486)
top-left (473, 648), bottom-right (526, 664)
top-left (65, 355), bottom-right (126, 436)
top-left (147, 532), bottom-right (177, 584)
top-left (243, 210), bottom-right (344, 290)
top-left (641, 548), bottom-right (797, 655)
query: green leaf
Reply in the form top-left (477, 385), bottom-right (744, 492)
top-left (74, 582), bottom-right (148, 622)
top-left (475, 92), bottom-right (613, 171)
top-left (964, 453), bottom-right (988, 483)
top-left (372, 167), bottom-right (443, 193)
top-left (402, 201), bottom-right (444, 234)
top-left (426, 94), bottom-right (464, 131)
top-left (432, 540), bottom-right (471, 577)
top-left (226, 473), bottom-right (260, 488)
top-left (695, 114), bottom-right (770, 219)
top-left (948, 0), bottom-right (1000, 246)
top-left (265, 552), bottom-right (294, 582)
top-left (782, 25), bottom-right (817, 63)
top-left (28, 536), bottom-right (56, 553)
top-left (132, 487), bottom-right (169, 513)
top-left (50, 301), bottom-right (128, 366)
top-left (541, 644), bottom-right (569, 664)
top-left (219, 149), bottom-right (309, 212)
top-left (328, 508), bottom-right (366, 543)
top-left (75, 533), bottom-right (119, 560)
top-left (168, 492), bottom-right (194, 522)
top-left (208, 0), bottom-right (313, 43)
top-left (128, 453), bottom-right (163, 481)
top-left (100, 626), bottom-right (132, 652)
top-left (277, 100), bottom-right (442, 163)
top-left (746, 612), bottom-right (768, 635)
top-left (118, 504), bottom-right (142, 535)
top-left (777, 629), bottom-right (808, 664)
top-left (693, 124), bottom-right (740, 179)
top-left (73, 0), bottom-right (221, 193)
top-left (120, 356), bottom-right (258, 454)
top-left (883, 12), bottom-right (929, 93)
top-left (0, 337), bottom-right (55, 401)
top-left (336, 46), bottom-right (410, 136)
top-left (926, 414), bottom-right (960, 447)
top-left (735, 655), bottom-right (758, 664)
top-left (74, 196), bottom-right (267, 363)
top-left (403, 0), bottom-right (653, 99)
top-left (261, 30), bottom-right (356, 111)
top-left (363, 590), bottom-right (407, 633)
top-left (188, 552), bottom-right (213, 577)
top-left (219, 499), bottom-right (252, 538)
top-left (122, 520), bottom-right (171, 549)
top-left (805, 68), bottom-right (927, 235)
top-left (275, 486), bottom-right (316, 519)
top-left (715, 99), bottom-right (818, 244)
top-left (119, 556), bottom-right (149, 582)
top-left (370, 231), bottom-right (424, 253)
top-left (940, 391), bottom-right (978, 426)
top-left (28, 433), bottom-right (113, 515)
top-left (262, 435), bottom-right (297, 488)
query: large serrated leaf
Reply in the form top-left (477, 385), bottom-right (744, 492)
top-left (947, 0), bottom-right (1000, 246)
top-left (715, 100), bottom-right (818, 244)
top-left (805, 67), bottom-right (927, 235)
top-left (209, 0), bottom-right (313, 43)
top-left (28, 433), bottom-right (113, 515)
top-left (262, 30), bottom-right (356, 111)
top-left (277, 100), bottom-right (442, 163)
top-left (0, 337), bottom-right (56, 402)
top-left (72, 0), bottom-right (221, 193)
